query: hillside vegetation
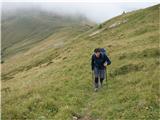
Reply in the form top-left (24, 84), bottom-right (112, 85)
top-left (1, 4), bottom-right (160, 120)
top-left (1, 9), bottom-right (93, 59)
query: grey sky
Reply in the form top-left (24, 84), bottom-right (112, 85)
top-left (2, 2), bottom-right (159, 23)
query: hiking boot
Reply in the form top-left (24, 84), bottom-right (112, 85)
top-left (94, 88), bottom-right (98, 92)
top-left (100, 83), bottom-right (103, 88)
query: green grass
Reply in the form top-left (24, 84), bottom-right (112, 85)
top-left (1, 9), bottom-right (93, 59)
top-left (1, 4), bottom-right (160, 120)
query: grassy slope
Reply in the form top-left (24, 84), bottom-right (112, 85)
top-left (1, 9), bottom-right (93, 59)
top-left (2, 4), bottom-right (160, 120)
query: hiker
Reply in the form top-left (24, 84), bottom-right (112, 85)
top-left (91, 48), bottom-right (111, 92)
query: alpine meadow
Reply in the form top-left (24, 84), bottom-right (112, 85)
top-left (1, 3), bottom-right (160, 120)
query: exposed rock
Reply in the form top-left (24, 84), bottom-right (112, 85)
top-left (109, 22), bottom-right (121, 28)
top-left (89, 30), bottom-right (101, 36)
top-left (73, 116), bottom-right (78, 120)
top-left (109, 19), bottom-right (128, 29)
top-left (89, 19), bottom-right (128, 37)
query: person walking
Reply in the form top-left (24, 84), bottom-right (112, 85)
top-left (91, 48), bottom-right (111, 92)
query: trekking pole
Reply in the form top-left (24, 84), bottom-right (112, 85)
top-left (92, 70), bottom-right (94, 87)
top-left (106, 66), bottom-right (108, 87)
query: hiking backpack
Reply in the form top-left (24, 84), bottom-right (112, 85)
top-left (100, 48), bottom-right (107, 57)
top-left (100, 48), bottom-right (111, 65)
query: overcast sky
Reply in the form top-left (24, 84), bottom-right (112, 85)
top-left (2, 2), bottom-right (159, 23)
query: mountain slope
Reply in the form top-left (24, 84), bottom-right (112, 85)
top-left (1, 4), bottom-right (160, 120)
top-left (1, 9), bottom-right (93, 59)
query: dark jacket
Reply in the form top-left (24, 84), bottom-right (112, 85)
top-left (91, 53), bottom-right (111, 70)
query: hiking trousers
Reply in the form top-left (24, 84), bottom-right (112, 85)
top-left (93, 67), bottom-right (105, 88)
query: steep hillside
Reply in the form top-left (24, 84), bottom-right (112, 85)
top-left (1, 9), bottom-right (93, 59)
top-left (1, 4), bottom-right (160, 120)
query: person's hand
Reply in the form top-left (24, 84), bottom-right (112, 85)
top-left (104, 62), bottom-right (107, 66)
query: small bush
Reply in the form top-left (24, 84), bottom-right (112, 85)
top-left (119, 54), bottom-right (126, 60)
top-left (110, 63), bottom-right (144, 77)
top-left (119, 48), bottom-right (160, 60)
top-left (98, 24), bottom-right (103, 29)
top-left (1, 60), bottom-right (4, 64)
top-left (140, 48), bottom-right (160, 58)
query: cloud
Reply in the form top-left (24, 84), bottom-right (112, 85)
top-left (2, 2), bottom-right (159, 23)
top-left (39, 2), bottom-right (159, 23)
